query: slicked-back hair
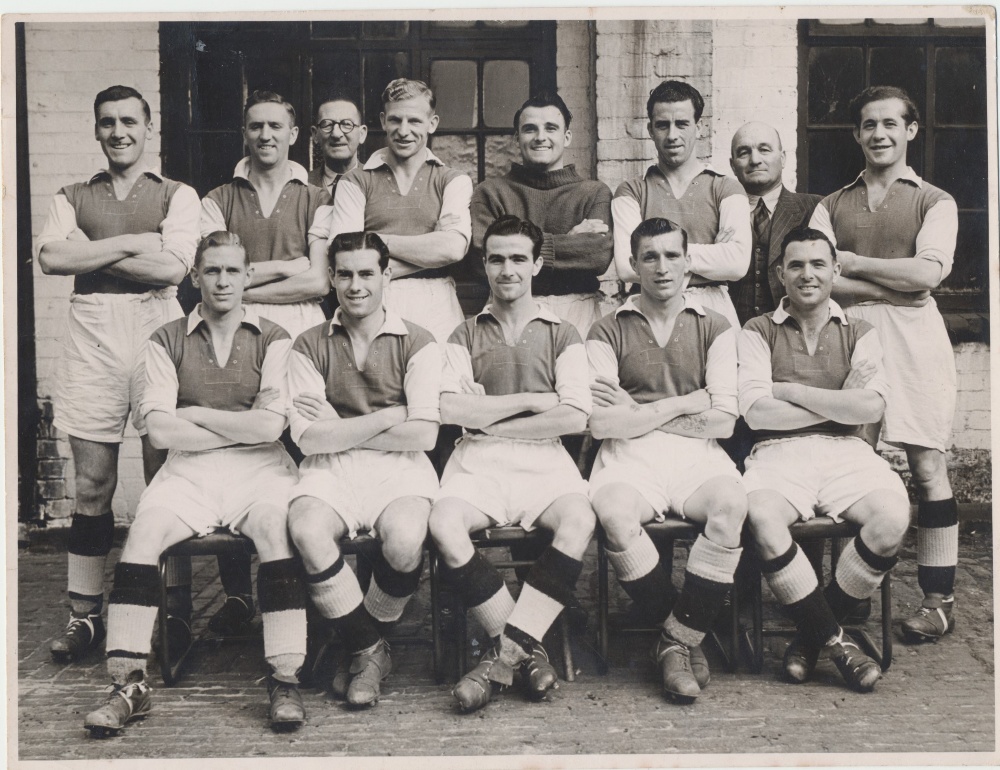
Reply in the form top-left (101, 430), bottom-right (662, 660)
top-left (646, 80), bottom-right (705, 122)
top-left (631, 217), bottom-right (688, 258)
top-left (780, 226), bottom-right (837, 264)
top-left (244, 90), bottom-right (297, 126)
top-left (195, 231), bottom-right (248, 268)
top-left (483, 214), bottom-right (544, 261)
top-left (94, 85), bottom-right (151, 124)
top-left (313, 91), bottom-right (363, 124)
top-left (382, 78), bottom-right (436, 111)
top-left (329, 231), bottom-right (390, 272)
top-left (513, 92), bottom-right (573, 132)
top-left (849, 85), bottom-right (920, 128)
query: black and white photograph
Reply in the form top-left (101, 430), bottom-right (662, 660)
top-left (6, 5), bottom-right (997, 767)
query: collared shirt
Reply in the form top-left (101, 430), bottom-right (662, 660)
top-left (611, 164), bottom-right (751, 284)
top-left (287, 307), bottom-right (440, 445)
top-left (200, 159), bottom-right (333, 265)
top-left (317, 147), bottom-right (473, 279)
top-left (738, 297), bottom-right (889, 443)
top-left (587, 294), bottom-right (738, 417)
top-left (34, 168), bottom-right (200, 295)
top-left (737, 184), bottom-right (784, 324)
top-left (441, 302), bottom-right (591, 415)
top-left (141, 303), bottom-right (291, 421)
top-left (747, 183), bottom-right (783, 216)
top-left (809, 166), bottom-right (958, 280)
top-left (308, 161), bottom-right (358, 199)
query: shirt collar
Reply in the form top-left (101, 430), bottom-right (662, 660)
top-left (644, 162), bottom-right (724, 181)
top-left (327, 306), bottom-right (410, 337)
top-left (88, 168), bottom-right (163, 184)
top-left (771, 296), bottom-right (849, 326)
top-left (363, 146), bottom-right (445, 171)
top-left (748, 184), bottom-right (783, 215)
top-left (613, 292), bottom-right (707, 319)
top-left (232, 157), bottom-right (310, 185)
top-left (323, 160), bottom-right (357, 184)
top-left (843, 166), bottom-right (924, 191)
top-left (476, 302), bottom-right (562, 325)
top-left (186, 304), bottom-right (264, 335)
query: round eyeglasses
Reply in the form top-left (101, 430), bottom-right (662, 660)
top-left (315, 119), bottom-right (359, 134)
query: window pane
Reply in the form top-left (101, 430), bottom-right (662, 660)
top-left (192, 132), bottom-right (245, 195)
top-left (430, 134), bottom-right (478, 179)
top-left (941, 211), bottom-right (988, 295)
top-left (362, 21), bottom-right (409, 39)
top-left (934, 129), bottom-right (988, 209)
top-left (936, 47), bottom-right (987, 125)
top-left (483, 60), bottom-right (530, 128)
top-left (192, 46), bottom-right (244, 131)
top-left (807, 129), bottom-right (863, 195)
top-left (363, 52), bottom-right (411, 126)
top-left (485, 134), bottom-right (520, 177)
top-left (311, 21), bottom-right (361, 39)
top-left (870, 46), bottom-right (926, 112)
top-left (430, 60), bottom-right (478, 129)
top-left (807, 47), bottom-right (864, 125)
top-left (312, 52), bottom-right (362, 118)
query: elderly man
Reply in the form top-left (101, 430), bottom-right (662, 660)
top-left (308, 92), bottom-right (368, 199)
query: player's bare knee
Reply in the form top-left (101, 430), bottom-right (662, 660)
top-left (706, 483), bottom-right (748, 537)
top-left (908, 450), bottom-right (948, 494)
top-left (287, 499), bottom-right (327, 553)
top-left (245, 505), bottom-right (292, 557)
top-left (552, 502), bottom-right (596, 556)
top-left (379, 513), bottom-right (428, 572)
top-left (867, 495), bottom-right (911, 554)
top-left (598, 507), bottom-right (641, 551)
top-left (74, 470), bottom-right (118, 512)
top-left (428, 503), bottom-right (470, 561)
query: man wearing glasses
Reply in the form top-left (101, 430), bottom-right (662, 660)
top-left (308, 93), bottom-right (368, 201)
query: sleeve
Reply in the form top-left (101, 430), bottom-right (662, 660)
top-left (686, 190), bottom-right (752, 281)
top-left (259, 336), bottom-right (292, 420)
top-left (586, 321), bottom-right (620, 386)
top-left (468, 183), bottom-right (502, 285)
top-left (914, 198), bottom-right (959, 281)
top-left (737, 324), bottom-right (774, 418)
top-left (554, 332), bottom-right (592, 415)
top-left (704, 325), bottom-right (739, 417)
top-left (612, 191), bottom-right (642, 283)
top-left (33, 193), bottom-right (78, 258)
top-left (403, 340), bottom-right (442, 422)
top-left (199, 194), bottom-right (228, 239)
top-left (140, 337), bottom-right (179, 418)
top-left (326, 177), bottom-right (368, 244)
top-left (287, 346), bottom-right (336, 444)
top-left (440, 327), bottom-right (474, 395)
top-left (808, 201), bottom-right (838, 247)
top-left (437, 174), bottom-right (474, 246)
top-left (542, 184), bottom-right (614, 275)
top-left (160, 184), bottom-right (201, 270)
top-left (307, 186), bottom-right (335, 245)
top-left (851, 325), bottom-right (890, 403)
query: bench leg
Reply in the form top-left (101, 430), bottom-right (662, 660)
top-left (559, 613), bottom-right (575, 682)
top-left (597, 531), bottom-right (609, 674)
top-left (430, 551), bottom-right (444, 684)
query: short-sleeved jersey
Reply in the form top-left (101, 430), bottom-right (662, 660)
top-left (141, 304), bottom-right (291, 420)
top-left (738, 298), bottom-right (889, 443)
top-left (37, 170), bottom-right (199, 295)
top-left (287, 309), bottom-right (441, 444)
top-left (441, 303), bottom-right (591, 415)
top-left (200, 159), bottom-right (332, 265)
top-left (587, 295), bottom-right (738, 417)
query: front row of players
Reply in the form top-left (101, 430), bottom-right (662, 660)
top-left (85, 215), bottom-right (909, 736)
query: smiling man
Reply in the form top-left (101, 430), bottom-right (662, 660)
top-left (308, 92), bottom-right (368, 199)
top-left (808, 86), bottom-right (962, 643)
top-left (469, 93), bottom-right (614, 338)
top-left (83, 231), bottom-right (307, 736)
top-left (739, 226), bottom-right (910, 693)
top-left (612, 81), bottom-right (751, 330)
top-left (35, 85), bottom-right (200, 663)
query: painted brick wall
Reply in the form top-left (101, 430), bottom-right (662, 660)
top-left (556, 21), bottom-right (596, 179)
top-left (26, 22), bottom-right (162, 525)
top-left (953, 343), bottom-right (992, 450)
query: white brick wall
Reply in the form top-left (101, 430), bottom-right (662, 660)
top-left (556, 21), bottom-right (596, 178)
top-left (710, 19), bottom-right (799, 187)
top-left (953, 342), bottom-right (992, 450)
top-left (26, 22), bottom-right (162, 525)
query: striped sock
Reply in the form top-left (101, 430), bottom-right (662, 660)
top-left (663, 535), bottom-right (741, 648)
top-left (504, 546), bottom-right (583, 650)
top-left (67, 512), bottom-right (114, 616)
top-left (258, 558), bottom-right (307, 677)
top-left (761, 543), bottom-right (840, 648)
top-left (825, 537), bottom-right (898, 622)
top-left (106, 562), bottom-right (158, 684)
top-left (364, 552), bottom-right (423, 624)
top-left (606, 529), bottom-right (678, 624)
top-left (443, 551), bottom-right (515, 639)
top-left (305, 556), bottom-right (380, 654)
top-left (917, 499), bottom-right (958, 597)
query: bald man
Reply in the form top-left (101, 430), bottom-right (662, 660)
top-left (729, 123), bottom-right (821, 326)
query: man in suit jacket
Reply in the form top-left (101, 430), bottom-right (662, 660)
top-left (308, 92), bottom-right (367, 199)
top-left (729, 122), bottom-right (822, 327)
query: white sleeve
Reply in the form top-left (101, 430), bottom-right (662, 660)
top-left (140, 340), bottom-right (179, 418)
top-left (851, 326), bottom-right (890, 403)
top-left (586, 338), bottom-right (619, 386)
top-left (438, 175), bottom-right (473, 247)
top-left (440, 340), bottom-right (474, 395)
top-left (403, 341), bottom-right (442, 422)
top-left (914, 199), bottom-right (959, 282)
top-left (34, 194), bottom-right (78, 258)
top-left (287, 348), bottom-right (336, 445)
top-left (160, 185), bottom-right (201, 270)
top-left (737, 327), bottom-right (774, 418)
top-left (611, 195), bottom-right (641, 283)
top-left (704, 325), bottom-right (739, 417)
top-left (326, 178), bottom-right (368, 244)
top-left (554, 342), bottom-right (593, 415)
top-left (687, 194), bottom-right (752, 281)
top-left (259, 338), bottom-right (292, 420)
top-left (199, 197), bottom-right (227, 239)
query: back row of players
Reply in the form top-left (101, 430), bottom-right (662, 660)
top-left (34, 77), bottom-right (960, 735)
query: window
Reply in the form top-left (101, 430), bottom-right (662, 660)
top-left (799, 19), bottom-right (989, 317)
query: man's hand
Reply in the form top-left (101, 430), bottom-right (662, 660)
top-left (836, 251), bottom-right (858, 277)
top-left (591, 375), bottom-right (636, 408)
top-left (681, 388), bottom-right (712, 414)
top-left (714, 226), bottom-right (735, 244)
top-left (283, 256), bottom-right (312, 277)
top-left (890, 289), bottom-right (932, 308)
top-left (128, 232), bottom-right (164, 255)
top-left (175, 406), bottom-right (203, 424)
top-left (568, 219), bottom-right (610, 235)
top-left (293, 392), bottom-right (338, 422)
top-left (771, 381), bottom-right (802, 403)
top-left (842, 360), bottom-right (877, 390)
top-left (252, 386), bottom-right (281, 411)
top-left (67, 228), bottom-right (90, 242)
top-left (529, 392), bottom-right (561, 413)
top-left (459, 376), bottom-right (486, 396)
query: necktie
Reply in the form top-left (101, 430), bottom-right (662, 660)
top-left (753, 198), bottom-right (770, 251)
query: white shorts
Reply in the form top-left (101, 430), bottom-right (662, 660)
top-left (290, 448), bottom-right (439, 538)
top-left (54, 290), bottom-right (183, 443)
top-left (538, 292), bottom-right (607, 340)
top-left (848, 301), bottom-right (956, 451)
top-left (684, 284), bottom-right (740, 332)
top-left (135, 442), bottom-right (298, 537)
top-left (247, 300), bottom-right (326, 342)
top-left (385, 276), bottom-right (465, 344)
top-left (589, 431), bottom-right (742, 518)
top-left (436, 434), bottom-right (589, 531)
top-left (742, 435), bottom-right (908, 522)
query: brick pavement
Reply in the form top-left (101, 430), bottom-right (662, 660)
top-left (15, 528), bottom-right (995, 762)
